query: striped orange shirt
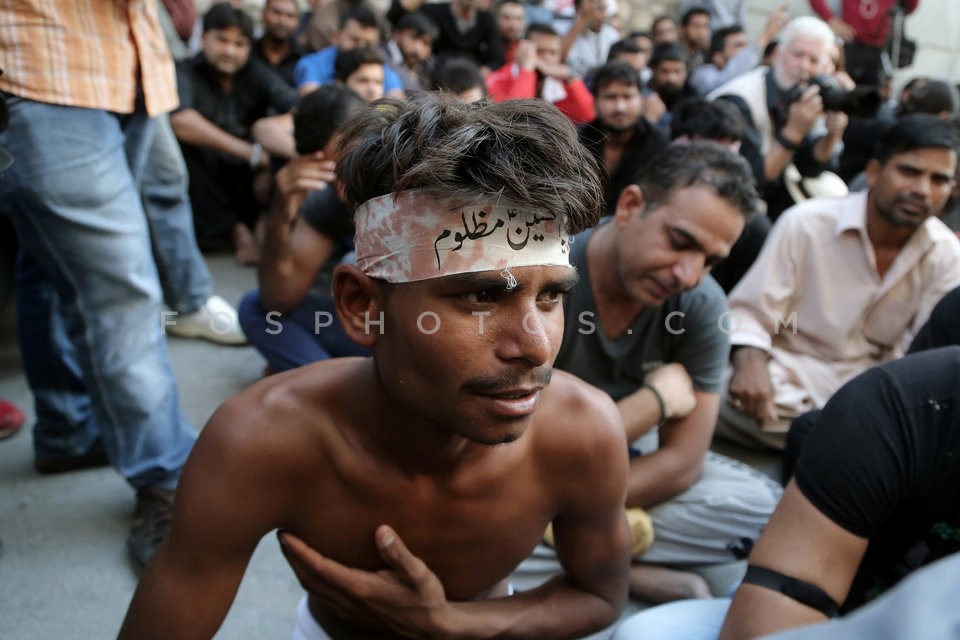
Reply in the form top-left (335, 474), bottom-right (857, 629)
top-left (0, 0), bottom-right (177, 116)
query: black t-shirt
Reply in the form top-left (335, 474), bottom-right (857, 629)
top-left (908, 285), bottom-right (960, 354)
top-left (299, 187), bottom-right (354, 261)
top-left (578, 119), bottom-right (669, 216)
top-left (387, 0), bottom-right (504, 70)
top-left (250, 38), bottom-right (305, 89)
top-left (795, 346), bottom-right (960, 611)
top-left (176, 55), bottom-right (299, 140)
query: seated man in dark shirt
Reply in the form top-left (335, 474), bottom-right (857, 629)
top-left (723, 347), bottom-right (960, 637)
top-left (238, 85), bottom-right (369, 373)
top-left (386, 11), bottom-right (439, 92)
top-left (578, 61), bottom-right (669, 215)
top-left (613, 346), bottom-right (960, 639)
top-left (171, 4), bottom-right (299, 264)
top-left (908, 284), bottom-right (960, 354)
top-left (647, 42), bottom-right (698, 127)
top-left (251, 0), bottom-right (305, 88)
top-left (388, 0), bottom-right (505, 74)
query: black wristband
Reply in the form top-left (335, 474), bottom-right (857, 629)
top-left (743, 565), bottom-right (841, 619)
top-left (643, 383), bottom-right (667, 426)
top-left (775, 129), bottom-right (802, 152)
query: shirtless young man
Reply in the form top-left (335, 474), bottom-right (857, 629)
top-left (119, 96), bottom-right (632, 639)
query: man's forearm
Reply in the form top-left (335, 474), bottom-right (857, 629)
top-left (258, 213), bottom-right (300, 313)
top-left (617, 388), bottom-right (664, 443)
top-left (732, 345), bottom-right (770, 366)
top-left (439, 574), bottom-right (626, 640)
top-left (252, 113), bottom-right (295, 160)
top-left (812, 133), bottom-right (842, 165)
top-left (763, 133), bottom-right (801, 182)
top-left (626, 448), bottom-right (701, 509)
top-left (170, 109), bottom-right (255, 162)
top-left (623, 391), bottom-right (717, 509)
top-left (560, 16), bottom-right (588, 62)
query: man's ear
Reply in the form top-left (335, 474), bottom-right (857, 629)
top-left (333, 264), bottom-right (384, 348)
top-left (865, 158), bottom-right (881, 190)
top-left (613, 184), bottom-right (645, 228)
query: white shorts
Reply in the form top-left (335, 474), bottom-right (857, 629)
top-left (291, 584), bottom-right (516, 639)
top-left (291, 596), bottom-right (331, 640)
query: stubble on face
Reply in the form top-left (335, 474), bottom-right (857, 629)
top-left (868, 149), bottom-right (958, 230)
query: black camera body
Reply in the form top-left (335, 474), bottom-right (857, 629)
top-left (781, 75), bottom-right (882, 119)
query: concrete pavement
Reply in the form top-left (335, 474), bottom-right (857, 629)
top-left (0, 254), bottom-right (302, 639)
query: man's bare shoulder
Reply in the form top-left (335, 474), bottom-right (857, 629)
top-left (531, 371), bottom-right (628, 513)
top-left (534, 371), bottom-right (625, 454)
top-left (539, 369), bottom-right (620, 418)
top-left (194, 358), bottom-right (370, 471)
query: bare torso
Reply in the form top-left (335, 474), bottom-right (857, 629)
top-left (231, 358), bottom-right (601, 636)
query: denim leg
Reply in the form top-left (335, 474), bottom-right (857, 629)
top-left (0, 97), bottom-right (196, 489)
top-left (141, 113), bottom-right (213, 314)
top-left (15, 249), bottom-right (100, 459)
top-left (238, 290), bottom-right (369, 372)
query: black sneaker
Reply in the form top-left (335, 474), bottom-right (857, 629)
top-left (34, 448), bottom-right (110, 474)
top-left (127, 487), bottom-right (176, 575)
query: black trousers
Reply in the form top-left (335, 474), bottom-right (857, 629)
top-left (181, 145), bottom-right (260, 242)
top-left (844, 41), bottom-right (885, 87)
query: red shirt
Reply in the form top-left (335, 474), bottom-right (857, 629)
top-left (502, 40), bottom-right (520, 68)
top-left (810, 0), bottom-right (919, 47)
top-left (485, 66), bottom-right (596, 125)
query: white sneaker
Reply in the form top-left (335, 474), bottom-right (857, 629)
top-left (164, 295), bottom-right (247, 346)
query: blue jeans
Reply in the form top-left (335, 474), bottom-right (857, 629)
top-left (141, 113), bottom-right (213, 315)
top-left (0, 95), bottom-right (196, 489)
top-left (238, 290), bottom-right (369, 372)
top-left (612, 598), bottom-right (730, 640)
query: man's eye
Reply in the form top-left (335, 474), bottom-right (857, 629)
top-left (539, 289), bottom-right (565, 303)
top-left (463, 290), bottom-right (499, 304)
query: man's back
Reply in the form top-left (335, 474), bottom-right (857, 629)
top-left (793, 347), bottom-right (960, 611)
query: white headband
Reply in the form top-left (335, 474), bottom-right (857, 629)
top-left (353, 190), bottom-right (570, 283)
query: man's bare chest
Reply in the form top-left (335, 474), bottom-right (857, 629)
top-left (286, 460), bottom-right (555, 600)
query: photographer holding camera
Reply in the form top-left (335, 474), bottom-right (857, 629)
top-left (811, 0), bottom-right (919, 87)
top-left (708, 16), bottom-right (849, 219)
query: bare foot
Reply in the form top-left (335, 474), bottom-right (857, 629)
top-left (232, 223), bottom-right (260, 266)
top-left (628, 564), bottom-right (712, 603)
